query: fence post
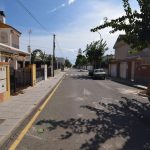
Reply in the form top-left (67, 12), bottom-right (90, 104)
top-left (29, 64), bottom-right (36, 86)
top-left (41, 64), bottom-right (47, 80)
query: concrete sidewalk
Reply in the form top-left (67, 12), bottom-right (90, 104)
top-left (0, 71), bottom-right (66, 148)
top-left (110, 78), bottom-right (148, 90)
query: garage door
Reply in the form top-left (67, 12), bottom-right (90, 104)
top-left (110, 64), bottom-right (117, 77)
top-left (120, 62), bottom-right (127, 79)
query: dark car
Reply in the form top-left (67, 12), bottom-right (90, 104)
top-left (93, 68), bottom-right (106, 79)
top-left (88, 69), bottom-right (94, 76)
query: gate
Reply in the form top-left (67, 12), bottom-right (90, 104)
top-left (36, 68), bottom-right (44, 82)
top-left (47, 67), bottom-right (51, 77)
top-left (10, 68), bottom-right (31, 94)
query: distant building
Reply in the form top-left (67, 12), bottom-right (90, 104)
top-left (55, 57), bottom-right (65, 69)
top-left (56, 57), bottom-right (65, 65)
top-left (0, 11), bottom-right (30, 69)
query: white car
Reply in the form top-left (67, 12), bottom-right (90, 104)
top-left (93, 68), bottom-right (106, 79)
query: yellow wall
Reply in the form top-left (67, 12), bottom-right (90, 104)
top-left (29, 64), bottom-right (36, 86)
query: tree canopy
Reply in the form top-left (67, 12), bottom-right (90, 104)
top-left (31, 49), bottom-right (51, 66)
top-left (65, 58), bottom-right (72, 68)
top-left (85, 39), bottom-right (108, 69)
top-left (75, 54), bottom-right (87, 68)
top-left (91, 0), bottom-right (150, 51)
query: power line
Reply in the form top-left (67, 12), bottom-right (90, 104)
top-left (55, 39), bottom-right (65, 57)
top-left (20, 41), bottom-right (51, 50)
top-left (16, 0), bottom-right (53, 35)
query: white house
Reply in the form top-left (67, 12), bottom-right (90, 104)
top-left (109, 34), bottom-right (150, 83)
top-left (0, 11), bottom-right (30, 69)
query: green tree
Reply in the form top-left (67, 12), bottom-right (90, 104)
top-left (91, 0), bottom-right (150, 99)
top-left (101, 55), bottom-right (114, 68)
top-left (65, 59), bottom-right (72, 68)
top-left (45, 54), bottom-right (52, 67)
top-left (85, 40), bottom-right (108, 69)
top-left (31, 49), bottom-right (51, 66)
top-left (75, 54), bottom-right (87, 68)
top-left (91, 0), bottom-right (150, 51)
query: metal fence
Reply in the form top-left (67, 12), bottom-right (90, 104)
top-left (10, 68), bottom-right (31, 94)
top-left (36, 68), bottom-right (44, 82)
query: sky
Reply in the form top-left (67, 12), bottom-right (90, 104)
top-left (0, 0), bottom-right (139, 64)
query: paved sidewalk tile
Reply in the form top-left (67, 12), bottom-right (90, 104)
top-left (0, 71), bottom-right (65, 146)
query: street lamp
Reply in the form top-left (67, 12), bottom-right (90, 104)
top-left (96, 31), bottom-right (102, 68)
top-left (97, 31), bottom-right (102, 40)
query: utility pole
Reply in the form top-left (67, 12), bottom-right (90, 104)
top-left (28, 29), bottom-right (32, 64)
top-left (52, 34), bottom-right (56, 77)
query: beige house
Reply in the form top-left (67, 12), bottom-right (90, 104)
top-left (109, 35), bottom-right (150, 83)
top-left (0, 11), bottom-right (30, 69)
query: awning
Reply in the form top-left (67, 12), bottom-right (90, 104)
top-left (0, 43), bottom-right (29, 56)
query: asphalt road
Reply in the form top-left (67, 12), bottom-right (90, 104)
top-left (16, 69), bottom-right (150, 150)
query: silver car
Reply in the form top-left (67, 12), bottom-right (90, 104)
top-left (93, 68), bottom-right (106, 79)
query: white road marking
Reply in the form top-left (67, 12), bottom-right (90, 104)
top-left (83, 88), bottom-right (92, 96)
top-left (77, 113), bottom-right (83, 117)
top-left (97, 81), bottom-right (112, 90)
top-left (66, 73), bottom-right (88, 76)
top-left (74, 97), bottom-right (84, 101)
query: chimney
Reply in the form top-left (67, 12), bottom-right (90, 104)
top-left (0, 11), bottom-right (6, 24)
top-left (27, 45), bottom-right (31, 53)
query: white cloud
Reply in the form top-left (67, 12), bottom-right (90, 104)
top-left (20, 0), bottom-right (128, 64)
top-left (68, 0), bottom-right (76, 5)
top-left (48, 3), bottom-right (66, 13)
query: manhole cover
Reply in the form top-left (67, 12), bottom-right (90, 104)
top-left (0, 119), bottom-right (5, 124)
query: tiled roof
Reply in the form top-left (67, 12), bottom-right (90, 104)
top-left (0, 22), bottom-right (21, 34)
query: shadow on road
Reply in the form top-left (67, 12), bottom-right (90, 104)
top-left (36, 97), bottom-right (150, 150)
top-left (71, 75), bottom-right (93, 80)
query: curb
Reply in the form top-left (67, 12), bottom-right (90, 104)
top-left (138, 92), bottom-right (148, 97)
top-left (111, 79), bottom-right (147, 90)
top-left (0, 73), bottom-right (66, 149)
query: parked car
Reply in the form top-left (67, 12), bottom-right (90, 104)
top-left (88, 69), bottom-right (94, 76)
top-left (93, 68), bottom-right (106, 79)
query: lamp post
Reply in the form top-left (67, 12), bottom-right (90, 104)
top-left (97, 31), bottom-right (102, 68)
top-left (97, 31), bottom-right (102, 40)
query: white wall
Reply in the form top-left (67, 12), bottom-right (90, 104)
top-left (0, 28), bottom-right (10, 46)
top-left (87, 65), bottom-right (93, 70)
top-left (115, 41), bottom-right (131, 60)
top-left (0, 28), bottom-right (20, 48)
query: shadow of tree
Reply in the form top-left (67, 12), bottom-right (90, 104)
top-left (36, 97), bottom-right (150, 150)
top-left (71, 75), bottom-right (93, 80)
